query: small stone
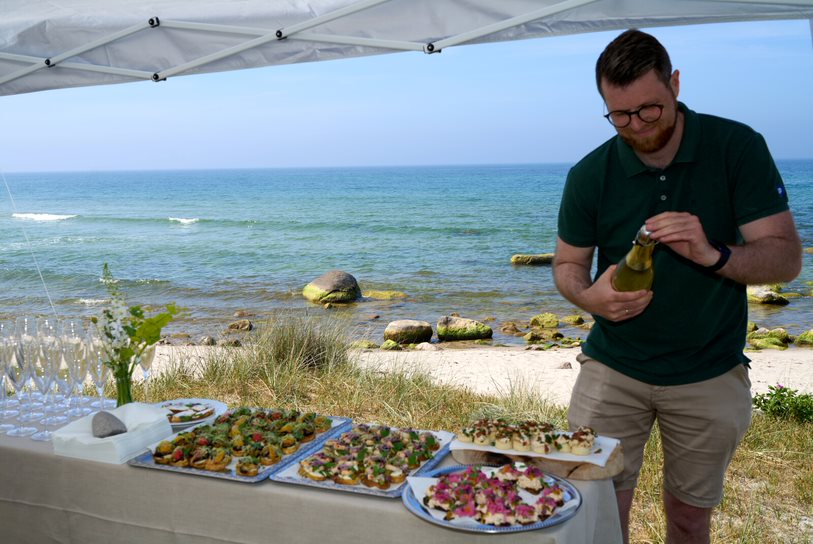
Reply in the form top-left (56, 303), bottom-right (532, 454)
top-left (199, 336), bottom-right (216, 346)
top-left (558, 362), bottom-right (573, 369)
top-left (227, 319), bottom-right (253, 331)
top-left (92, 411), bottom-right (127, 438)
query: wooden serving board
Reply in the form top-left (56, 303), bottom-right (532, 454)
top-left (450, 443), bottom-right (623, 481)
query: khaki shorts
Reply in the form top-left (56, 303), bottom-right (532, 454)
top-left (567, 354), bottom-right (752, 508)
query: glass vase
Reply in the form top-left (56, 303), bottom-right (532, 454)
top-left (114, 369), bottom-right (134, 407)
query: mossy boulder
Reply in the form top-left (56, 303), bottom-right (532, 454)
top-left (302, 270), bottom-right (362, 304)
top-left (747, 327), bottom-right (792, 349)
top-left (747, 285), bottom-right (789, 306)
top-left (530, 313), bottom-right (559, 328)
top-left (795, 330), bottom-right (813, 347)
top-left (746, 321), bottom-right (758, 333)
top-left (350, 339), bottom-right (380, 350)
top-left (363, 290), bottom-right (408, 300)
top-left (524, 329), bottom-right (564, 344)
top-left (501, 321), bottom-right (525, 336)
top-left (436, 316), bottom-right (493, 342)
top-left (748, 337), bottom-right (788, 350)
top-left (384, 320), bottom-right (433, 344)
top-left (511, 253), bottom-right (554, 266)
top-left (562, 315), bottom-right (585, 326)
top-left (381, 339), bottom-right (402, 351)
top-left (227, 319), bottom-right (253, 332)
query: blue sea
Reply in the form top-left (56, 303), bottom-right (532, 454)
top-left (1, 162), bottom-right (811, 345)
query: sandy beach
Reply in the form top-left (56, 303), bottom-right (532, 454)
top-left (154, 344), bottom-right (812, 407)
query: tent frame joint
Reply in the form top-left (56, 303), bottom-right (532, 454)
top-left (149, 17), bottom-right (160, 28)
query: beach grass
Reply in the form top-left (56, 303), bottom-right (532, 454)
top-left (124, 316), bottom-right (812, 544)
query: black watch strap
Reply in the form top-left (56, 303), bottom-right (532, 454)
top-left (705, 239), bottom-right (731, 272)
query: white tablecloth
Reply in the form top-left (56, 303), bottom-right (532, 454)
top-left (0, 432), bottom-right (622, 544)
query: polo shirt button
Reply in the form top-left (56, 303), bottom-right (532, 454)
top-left (659, 175), bottom-right (666, 181)
top-left (660, 194), bottom-right (667, 201)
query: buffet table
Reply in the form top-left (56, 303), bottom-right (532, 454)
top-left (0, 434), bottom-right (622, 544)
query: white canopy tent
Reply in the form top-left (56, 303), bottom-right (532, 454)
top-left (1, 0), bottom-right (813, 97)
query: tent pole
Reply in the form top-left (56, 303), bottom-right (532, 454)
top-left (431, 0), bottom-right (600, 51)
top-left (0, 20), bottom-right (151, 86)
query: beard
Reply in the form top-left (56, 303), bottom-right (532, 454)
top-left (619, 111), bottom-right (677, 154)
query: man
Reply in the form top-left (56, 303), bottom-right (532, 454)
top-left (553, 29), bottom-right (801, 543)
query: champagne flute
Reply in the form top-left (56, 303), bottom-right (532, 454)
top-left (31, 324), bottom-right (61, 441)
top-left (0, 322), bottom-right (20, 432)
top-left (15, 317), bottom-right (44, 423)
top-left (6, 324), bottom-right (37, 437)
top-left (64, 323), bottom-right (91, 418)
top-left (87, 326), bottom-right (114, 409)
top-left (138, 345), bottom-right (156, 402)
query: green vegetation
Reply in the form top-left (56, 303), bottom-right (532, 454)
top-left (118, 314), bottom-right (812, 543)
top-left (754, 384), bottom-right (813, 423)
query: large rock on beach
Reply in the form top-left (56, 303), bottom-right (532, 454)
top-left (384, 320), bottom-right (433, 344)
top-left (511, 253), bottom-right (554, 266)
top-left (303, 270), bottom-right (362, 304)
top-left (530, 313), bottom-right (559, 328)
top-left (436, 316), bottom-right (493, 342)
top-left (747, 327), bottom-right (792, 350)
top-left (747, 285), bottom-right (789, 306)
top-left (796, 330), bottom-right (813, 346)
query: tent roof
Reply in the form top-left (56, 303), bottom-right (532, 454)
top-left (2, 0), bottom-right (812, 96)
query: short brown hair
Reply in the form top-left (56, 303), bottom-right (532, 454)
top-left (596, 29), bottom-right (672, 96)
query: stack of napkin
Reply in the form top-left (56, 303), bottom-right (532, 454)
top-left (53, 403), bottom-right (173, 464)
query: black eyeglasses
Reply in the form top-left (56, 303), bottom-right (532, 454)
top-left (603, 104), bottom-right (664, 128)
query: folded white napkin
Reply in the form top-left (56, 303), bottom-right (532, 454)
top-left (53, 403), bottom-right (173, 464)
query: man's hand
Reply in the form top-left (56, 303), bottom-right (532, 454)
top-left (582, 264), bottom-right (653, 321)
top-left (645, 212), bottom-right (719, 266)
top-left (553, 237), bottom-right (653, 322)
top-left (645, 210), bottom-right (801, 283)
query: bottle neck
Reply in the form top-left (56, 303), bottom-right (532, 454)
top-left (625, 241), bottom-right (655, 271)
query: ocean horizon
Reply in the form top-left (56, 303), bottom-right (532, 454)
top-left (1, 161), bottom-right (811, 345)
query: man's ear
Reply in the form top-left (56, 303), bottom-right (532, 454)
top-left (670, 69), bottom-right (680, 98)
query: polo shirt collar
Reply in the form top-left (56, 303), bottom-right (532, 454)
top-left (616, 102), bottom-right (699, 177)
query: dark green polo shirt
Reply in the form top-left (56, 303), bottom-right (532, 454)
top-left (557, 103), bottom-right (789, 385)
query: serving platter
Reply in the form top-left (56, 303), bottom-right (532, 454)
top-left (402, 464), bottom-right (582, 534)
top-left (129, 408), bottom-right (351, 483)
top-left (157, 398), bottom-right (229, 431)
top-left (269, 426), bottom-right (454, 498)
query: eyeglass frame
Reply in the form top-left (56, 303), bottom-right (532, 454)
top-left (603, 103), bottom-right (665, 128)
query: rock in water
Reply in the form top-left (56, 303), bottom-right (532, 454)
top-left (384, 320), bottom-right (433, 344)
top-left (436, 316), bottom-right (493, 341)
top-left (302, 270), bottom-right (362, 303)
top-left (92, 411), bottom-right (127, 438)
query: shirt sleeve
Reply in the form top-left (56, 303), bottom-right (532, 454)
top-left (731, 131), bottom-right (789, 227)
top-left (557, 162), bottom-right (599, 248)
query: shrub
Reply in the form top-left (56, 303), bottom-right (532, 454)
top-left (753, 384), bottom-right (813, 423)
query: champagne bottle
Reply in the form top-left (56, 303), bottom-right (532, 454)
top-left (611, 225), bottom-right (656, 291)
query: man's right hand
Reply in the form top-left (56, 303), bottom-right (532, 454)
top-left (585, 265), bottom-right (653, 321)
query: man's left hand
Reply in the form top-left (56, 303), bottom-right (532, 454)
top-left (645, 211), bottom-right (719, 267)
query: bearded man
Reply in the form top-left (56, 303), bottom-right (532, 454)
top-left (553, 29), bottom-right (801, 543)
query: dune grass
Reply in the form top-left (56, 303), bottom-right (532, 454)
top-left (123, 314), bottom-right (812, 543)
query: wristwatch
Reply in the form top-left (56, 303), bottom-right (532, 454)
top-left (705, 239), bottom-right (732, 272)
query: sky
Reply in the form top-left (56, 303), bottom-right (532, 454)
top-left (1, 18), bottom-right (812, 172)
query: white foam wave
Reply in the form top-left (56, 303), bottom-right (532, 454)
top-left (77, 298), bottom-right (108, 306)
top-left (169, 217), bottom-right (199, 225)
top-left (12, 213), bottom-right (77, 222)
